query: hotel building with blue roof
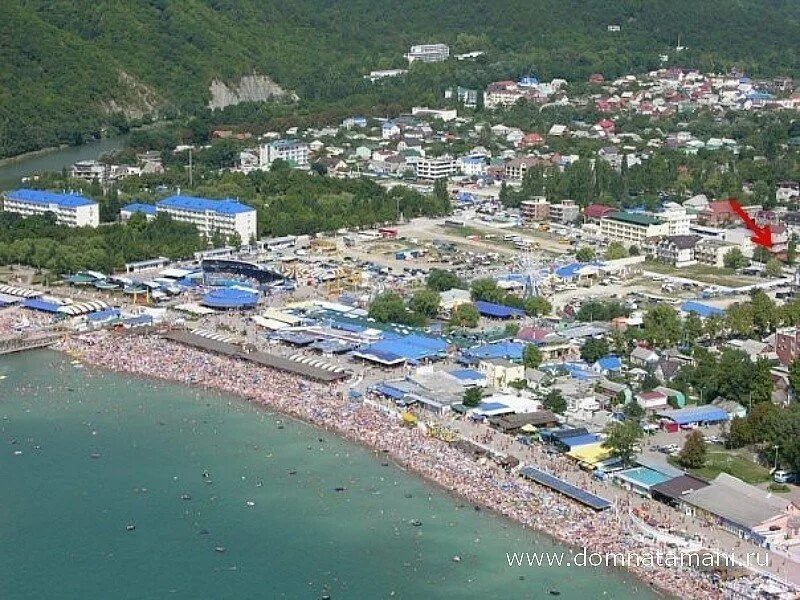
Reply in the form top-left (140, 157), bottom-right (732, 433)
top-left (155, 195), bottom-right (257, 243)
top-left (3, 189), bottom-right (100, 227)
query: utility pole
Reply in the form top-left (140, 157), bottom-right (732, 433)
top-left (774, 444), bottom-right (780, 472)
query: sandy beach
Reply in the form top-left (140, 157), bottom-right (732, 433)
top-left (45, 327), bottom-right (735, 599)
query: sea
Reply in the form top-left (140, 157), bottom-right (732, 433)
top-left (0, 351), bottom-right (660, 599)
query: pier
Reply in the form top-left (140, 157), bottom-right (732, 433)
top-left (0, 332), bottom-right (62, 355)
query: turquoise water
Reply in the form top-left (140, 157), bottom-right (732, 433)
top-left (0, 352), bottom-right (656, 599)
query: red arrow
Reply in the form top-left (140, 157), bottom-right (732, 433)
top-left (728, 198), bottom-right (773, 249)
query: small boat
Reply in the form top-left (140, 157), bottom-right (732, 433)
top-left (548, 590), bottom-right (561, 596)
top-left (90, 452), bottom-right (101, 459)
top-left (125, 523), bottom-right (136, 531)
top-left (256, 481), bottom-right (263, 487)
top-left (410, 519), bottom-right (422, 527)
top-left (202, 471), bottom-right (211, 479)
top-left (334, 487), bottom-right (347, 492)
top-left (215, 546), bottom-right (226, 553)
top-left (288, 470), bottom-right (297, 475)
top-left (245, 500), bottom-right (255, 507)
top-left (198, 529), bottom-right (210, 535)
top-left (13, 450), bottom-right (22, 456)
top-left (452, 555), bottom-right (461, 563)
top-left (180, 494), bottom-right (192, 501)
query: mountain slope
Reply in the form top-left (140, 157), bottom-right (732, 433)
top-left (1, 0), bottom-right (798, 158)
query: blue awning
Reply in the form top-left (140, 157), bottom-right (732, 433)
top-left (22, 298), bottom-right (63, 313)
top-left (474, 300), bottom-right (525, 319)
top-left (374, 384), bottom-right (406, 400)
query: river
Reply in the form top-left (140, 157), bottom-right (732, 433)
top-left (0, 136), bottom-right (129, 191)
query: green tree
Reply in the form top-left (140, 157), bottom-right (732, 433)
top-left (641, 373), bottom-right (660, 392)
top-left (542, 389), bottom-right (567, 414)
top-left (683, 313), bottom-right (704, 344)
top-left (449, 303), bottom-right (479, 328)
top-left (426, 269), bottom-right (463, 292)
top-left (749, 358), bottom-right (774, 404)
top-left (723, 248), bottom-right (748, 269)
top-left (788, 236), bottom-right (797, 265)
top-left (408, 288), bottom-right (440, 319)
top-left (622, 401), bottom-right (645, 422)
top-left (753, 246), bottom-right (772, 264)
top-left (523, 296), bottom-right (551, 316)
top-left (703, 314), bottom-right (724, 340)
top-left (726, 416), bottom-right (753, 448)
top-left (523, 344), bottom-right (543, 369)
top-left (580, 338), bottom-right (610, 363)
top-left (726, 303), bottom-right (755, 337)
top-left (470, 278), bottom-right (504, 303)
top-left (764, 258), bottom-right (783, 278)
top-left (605, 242), bottom-right (629, 260)
top-left (678, 430), bottom-right (707, 468)
top-left (750, 290), bottom-right (778, 335)
top-left (611, 329), bottom-right (629, 356)
top-left (643, 304), bottom-right (682, 348)
top-left (602, 420), bottom-right (643, 466)
top-left (463, 387), bottom-right (483, 408)
top-left (575, 246), bottom-right (595, 262)
top-left (368, 292), bottom-right (408, 324)
top-left (789, 358), bottom-right (800, 395)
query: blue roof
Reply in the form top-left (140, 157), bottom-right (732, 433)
top-left (374, 383), bottom-right (406, 400)
top-left (681, 301), bottom-right (724, 318)
top-left (562, 434), bottom-right (601, 448)
top-left (520, 466), bottom-right (611, 510)
top-left (6, 188), bottom-right (96, 208)
top-left (595, 355), bottom-right (622, 371)
top-left (157, 195), bottom-right (254, 215)
top-left (86, 308), bottom-right (120, 322)
top-left (449, 368), bottom-right (485, 382)
top-left (659, 406), bottom-right (729, 425)
top-left (22, 298), bottom-right (62, 313)
top-left (555, 263), bottom-right (585, 279)
top-left (476, 402), bottom-right (508, 412)
top-left (201, 287), bottom-right (259, 309)
top-left (616, 467), bottom-right (672, 489)
top-left (466, 341), bottom-right (525, 360)
top-left (121, 203), bottom-right (157, 215)
top-left (122, 315), bottom-right (153, 326)
top-left (474, 300), bottom-right (525, 319)
top-left (359, 334), bottom-right (447, 363)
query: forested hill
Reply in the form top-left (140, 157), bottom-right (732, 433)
top-left (2, 0), bottom-right (799, 158)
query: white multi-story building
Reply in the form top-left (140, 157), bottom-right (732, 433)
top-left (2, 188), bottom-right (99, 227)
top-left (483, 81), bottom-right (524, 109)
top-left (156, 195), bottom-right (257, 243)
top-left (259, 139), bottom-right (309, 169)
top-left (70, 160), bottom-right (107, 182)
top-left (599, 211), bottom-right (669, 248)
top-left (415, 155), bottom-right (457, 180)
top-left (654, 202), bottom-right (693, 235)
top-left (458, 155), bottom-right (487, 176)
top-left (405, 44), bottom-right (449, 63)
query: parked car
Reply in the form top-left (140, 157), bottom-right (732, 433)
top-left (773, 470), bottom-right (798, 484)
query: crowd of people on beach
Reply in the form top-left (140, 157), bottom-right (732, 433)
top-left (0, 307), bottom-right (53, 334)
top-left (55, 330), bottom-right (728, 599)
